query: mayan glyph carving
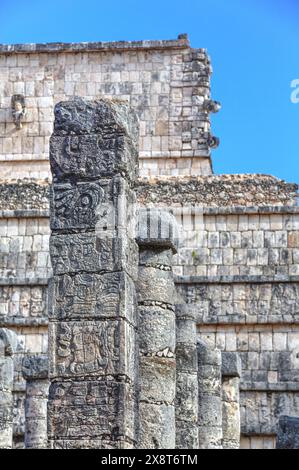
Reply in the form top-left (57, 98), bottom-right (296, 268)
top-left (11, 94), bottom-right (26, 130)
top-left (48, 272), bottom-right (135, 321)
top-left (50, 233), bottom-right (137, 277)
top-left (49, 320), bottom-right (135, 379)
top-left (50, 97), bottom-right (139, 182)
top-left (48, 97), bottom-right (139, 449)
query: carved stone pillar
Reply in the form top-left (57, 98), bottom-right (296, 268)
top-left (175, 304), bottom-right (198, 449)
top-left (0, 328), bottom-right (18, 449)
top-left (221, 352), bottom-right (241, 449)
top-left (48, 98), bottom-right (139, 449)
top-left (22, 355), bottom-right (49, 448)
top-left (197, 341), bottom-right (223, 449)
top-left (136, 209), bottom-right (178, 449)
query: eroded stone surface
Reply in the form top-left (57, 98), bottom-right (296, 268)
top-left (49, 320), bottom-right (136, 380)
top-left (48, 378), bottom-right (135, 440)
top-left (50, 233), bottom-right (138, 277)
top-left (48, 272), bottom-right (136, 323)
top-left (276, 416), bottom-right (299, 449)
top-left (51, 98), bottom-right (139, 182)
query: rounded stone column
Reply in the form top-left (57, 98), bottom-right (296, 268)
top-left (221, 352), bottom-right (241, 449)
top-left (0, 328), bottom-right (18, 449)
top-left (175, 304), bottom-right (198, 449)
top-left (137, 209), bottom-right (178, 449)
top-left (22, 354), bottom-right (49, 448)
top-left (197, 340), bottom-right (223, 449)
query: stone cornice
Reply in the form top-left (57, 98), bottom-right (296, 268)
top-left (175, 274), bottom-right (299, 284)
top-left (0, 36), bottom-right (191, 55)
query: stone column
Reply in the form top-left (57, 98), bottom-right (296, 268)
top-left (136, 208), bottom-right (178, 449)
top-left (221, 352), bottom-right (241, 449)
top-left (197, 340), bottom-right (222, 449)
top-left (175, 304), bottom-right (198, 449)
top-left (22, 354), bottom-right (49, 448)
top-left (48, 97), bottom-right (139, 449)
top-left (0, 328), bottom-right (18, 449)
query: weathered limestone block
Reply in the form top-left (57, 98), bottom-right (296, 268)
top-left (48, 320), bottom-right (136, 381)
top-left (139, 247), bottom-right (173, 268)
top-left (48, 378), bottom-right (135, 441)
top-left (22, 354), bottom-right (49, 449)
top-left (0, 391), bottom-right (13, 449)
top-left (51, 437), bottom-right (134, 449)
top-left (138, 403), bottom-right (175, 449)
top-left (22, 354), bottom-right (48, 380)
top-left (50, 97), bottom-right (139, 182)
top-left (197, 340), bottom-right (223, 449)
top-left (50, 176), bottom-right (136, 232)
top-left (50, 233), bottom-right (138, 278)
top-left (137, 267), bottom-right (176, 307)
top-left (136, 208), bottom-right (178, 449)
top-left (198, 425), bottom-right (223, 449)
top-left (0, 328), bottom-right (18, 449)
top-left (222, 351), bottom-right (242, 379)
top-left (221, 352), bottom-right (241, 449)
top-left (139, 357), bottom-right (176, 404)
top-left (176, 343), bottom-right (198, 372)
top-left (176, 373), bottom-right (198, 421)
top-left (138, 306), bottom-right (175, 355)
top-left (222, 400), bottom-right (240, 446)
top-left (48, 98), bottom-right (139, 449)
top-left (137, 208), bottom-right (179, 252)
top-left (48, 272), bottom-right (136, 323)
top-left (276, 416), bottom-right (299, 449)
top-left (175, 305), bottom-right (198, 449)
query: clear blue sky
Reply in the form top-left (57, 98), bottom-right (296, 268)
top-left (0, 0), bottom-right (298, 184)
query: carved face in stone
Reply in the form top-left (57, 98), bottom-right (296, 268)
top-left (14, 101), bottom-right (23, 113)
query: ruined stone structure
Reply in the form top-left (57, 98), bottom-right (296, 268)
top-left (0, 35), bottom-right (298, 449)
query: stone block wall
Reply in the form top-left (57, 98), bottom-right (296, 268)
top-left (174, 212), bottom-right (299, 278)
top-left (0, 211), bottom-right (49, 446)
top-left (174, 206), bottom-right (299, 449)
top-left (0, 35), bottom-right (219, 181)
top-left (0, 216), bottom-right (51, 281)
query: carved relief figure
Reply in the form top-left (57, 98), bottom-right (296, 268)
top-left (52, 183), bottom-right (105, 229)
top-left (55, 323), bottom-right (112, 375)
top-left (11, 95), bottom-right (26, 130)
